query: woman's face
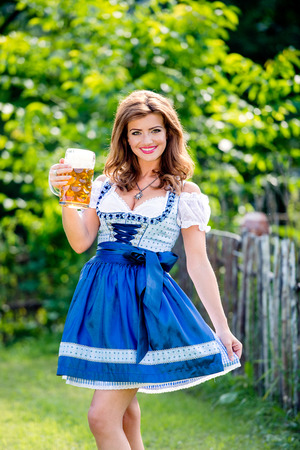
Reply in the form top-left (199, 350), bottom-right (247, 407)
top-left (127, 113), bottom-right (167, 165)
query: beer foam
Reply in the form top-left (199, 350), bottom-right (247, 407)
top-left (65, 148), bottom-right (95, 169)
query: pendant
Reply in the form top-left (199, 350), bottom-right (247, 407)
top-left (134, 192), bottom-right (143, 200)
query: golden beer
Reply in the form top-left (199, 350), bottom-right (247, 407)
top-left (59, 148), bottom-right (95, 209)
top-left (59, 168), bottom-right (94, 208)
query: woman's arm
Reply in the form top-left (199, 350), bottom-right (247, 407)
top-left (182, 226), bottom-right (242, 360)
top-left (182, 227), bottom-right (227, 330)
top-left (49, 159), bottom-right (103, 254)
top-left (180, 182), bottom-right (242, 360)
top-left (61, 207), bottom-right (100, 254)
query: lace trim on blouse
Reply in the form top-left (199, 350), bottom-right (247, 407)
top-left (177, 192), bottom-right (211, 232)
top-left (96, 182), bottom-right (176, 224)
top-left (91, 181), bottom-right (211, 232)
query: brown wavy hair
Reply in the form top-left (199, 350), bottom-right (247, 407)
top-left (104, 90), bottom-right (194, 193)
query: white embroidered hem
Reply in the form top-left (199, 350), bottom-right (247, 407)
top-left (62, 361), bottom-right (241, 393)
top-left (59, 340), bottom-right (220, 365)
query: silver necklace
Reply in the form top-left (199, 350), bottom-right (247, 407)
top-left (134, 177), bottom-right (159, 200)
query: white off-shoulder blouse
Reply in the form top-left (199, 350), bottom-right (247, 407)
top-left (89, 180), bottom-right (211, 233)
top-left (177, 191), bottom-right (211, 232)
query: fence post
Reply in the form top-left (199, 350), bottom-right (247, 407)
top-left (259, 235), bottom-right (271, 396)
top-left (280, 239), bottom-right (290, 409)
top-left (289, 242), bottom-right (299, 414)
top-left (240, 234), bottom-right (255, 363)
top-left (270, 236), bottom-right (280, 399)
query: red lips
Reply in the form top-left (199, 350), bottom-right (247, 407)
top-left (140, 146), bottom-right (157, 154)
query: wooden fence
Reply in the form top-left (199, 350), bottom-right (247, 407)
top-left (174, 231), bottom-right (300, 413)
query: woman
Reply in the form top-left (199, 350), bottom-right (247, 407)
top-left (49, 90), bottom-right (242, 450)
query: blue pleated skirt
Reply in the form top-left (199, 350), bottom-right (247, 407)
top-left (57, 242), bottom-right (240, 393)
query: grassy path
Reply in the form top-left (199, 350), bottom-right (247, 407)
top-left (0, 336), bottom-right (299, 449)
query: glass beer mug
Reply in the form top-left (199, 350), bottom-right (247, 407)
top-left (57, 148), bottom-right (95, 209)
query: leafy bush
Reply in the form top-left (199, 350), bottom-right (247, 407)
top-left (0, 0), bottom-right (299, 337)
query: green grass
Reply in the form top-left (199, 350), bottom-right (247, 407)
top-left (0, 334), bottom-right (299, 449)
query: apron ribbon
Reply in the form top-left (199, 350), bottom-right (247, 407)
top-left (96, 241), bottom-right (178, 363)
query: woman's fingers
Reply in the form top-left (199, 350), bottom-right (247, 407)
top-left (232, 340), bottom-right (243, 359)
top-left (224, 341), bottom-right (234, 361)
top-left (217, 329), bottom-right (243, 361)
top-left (50, 163), bottom-right (72, 187)
top-left (50, 163), bottom-right (72, 175)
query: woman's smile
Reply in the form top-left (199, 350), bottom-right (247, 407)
top-left (140, 146), bottom-right (158, 154)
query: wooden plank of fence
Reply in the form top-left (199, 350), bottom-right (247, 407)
top-left (254, 236), bottom-right (264, 394)
top-left (260, 235), bottom-right (271, 395)
top-left (222, 237), bottom-right (232, 316)
top-left (223, 237), bottom-right (238, 319)
top-left (289, 241), bottom-right (299, 414)
top-left (237, 234), bottom-right (248, 345)
top-left (241, 234), bottom-right (255, 362)
top-left (230, 238), bottom-right (241, 336)
top-left (270, 236), bottom-right (280, 398)
top-left (280, 239), bottom-right (290, 409)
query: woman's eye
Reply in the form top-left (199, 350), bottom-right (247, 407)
top-left (131, 129), bottom-right (162, 136)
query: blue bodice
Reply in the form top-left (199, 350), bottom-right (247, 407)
top-left (95, 181), bottom-right (181, 252)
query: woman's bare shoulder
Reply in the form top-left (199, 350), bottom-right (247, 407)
top-left (182, 181), bottom-right (201, 194)
top-left (94, 174), bottom-right (107, 183)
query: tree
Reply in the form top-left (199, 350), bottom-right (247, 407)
top-left (0, 0), bottom-right (299, 339)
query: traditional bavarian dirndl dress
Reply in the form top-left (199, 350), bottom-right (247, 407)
top-left (57, 179), bottom-right (241, 393)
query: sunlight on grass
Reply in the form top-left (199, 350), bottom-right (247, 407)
top-left (0, 335), bottom-right (299, 449)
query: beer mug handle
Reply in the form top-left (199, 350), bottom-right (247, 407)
top-left (48, 172), bottom-right (60, 197)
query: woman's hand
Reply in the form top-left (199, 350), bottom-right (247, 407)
top-left (49, 158), bottom-right (73, 192)
top-left (215, 327), bottom-right (243, 361)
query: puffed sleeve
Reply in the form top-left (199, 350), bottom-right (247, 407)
top-left (177, 192), bottom-right (211, 232)
top-left (89, 179), bottom-right (104, 209)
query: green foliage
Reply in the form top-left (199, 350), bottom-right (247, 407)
top-left (0, 0), bottom-right (299, 338)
